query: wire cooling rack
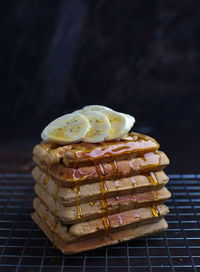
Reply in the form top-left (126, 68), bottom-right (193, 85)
top-left (0, 173), bottom-right (199, 272)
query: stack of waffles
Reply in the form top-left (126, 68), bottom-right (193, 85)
top-left (31, 132), bottom-right (170, 254)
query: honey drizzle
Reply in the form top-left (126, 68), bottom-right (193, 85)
top-left (71, 147), bottom-right (124, 231)
top-left (147, 171), bottom-right (160, 217)
top-left (99, 173), bottom-right (110, 233)
top-left (111, 160), bottom-right (118, 177)
top-left (74, 184), bottom-right (82, 219)
top-left (43, 176), bottom-right (49, 185)
top-left (71, 137), bottom-right (158, 161)
top-left (131, 177), bottom-right (137, 188)
top-left (89, 198), bottom-right (95, 206)
top-left (44, 214), bottom-right (48, 220)
top-left (51, 221), bottom-right (58, 232)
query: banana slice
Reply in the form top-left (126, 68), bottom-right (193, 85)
top-left (81, 111), bottom-right (111, 143)
top-left (83, 105), bottom-right (135, 140)
top-left (41, 113), bottom-right (90, 144)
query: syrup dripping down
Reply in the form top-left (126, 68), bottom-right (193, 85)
top-left (131, 177), bottom-right (137, 188)
top-left (43, 176), bottom-right (49, 185)
top-left (89, 199), bottom-right (95, 206)
top-left (44, 214), bottom-right (48, 220)
top-left (147, 171), bottom-right (160, 217)
top-left (70, 137), bottom-right (159, 162)
top-left (111, 160), bottom-right (118, 177)
top-left (74, 184), bottom-right (82, 219)
top-left (51, 221), bottom-right (58, 232)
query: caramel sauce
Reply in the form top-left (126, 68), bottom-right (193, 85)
top-left (99, 175), bottom-right (110, 233)
top-left (99, 180), bottom-right (108, 198)
top-left (152, 203), bottom-right (160, 217)
top-left (89, 198), bottom-right (95, 206)
top-left (51, 221), bottom-right (58, 232)
top-left (96, 162), bottom-right (106, 178)
top-left (114, 179), bottom-right (120, 200)
top-left (131, 177), bottom-right (137, 188)
top-left (71, 139), bottom-right (158, 160)
top-left (148, 171), bottom-right (158, 186)
top-left (40, 142), bottom-right (57, 152)
top-left (74, 185), bottom-right (82, 219)
top-left (43, 176), bottom-right (49, 185)
top-left (114, 180), bottom-right (120, 191)
top-left (53, 150), bottom-right (61, 163)
top-left (111, 160), bottom-right (118, 177)
top-left (70, 141), bottom-right (157, 232)
top-left (44, 214), bottom-right (48, 220)
top-left (129, 152), bottom-right (160, 173)
top-left (72, 167), bottom-right (96, 182)
top-left (54, 209), bottom-right (58, 216)
top-left (146, 171), bottom-right (160, 217)
top-left (53, 184), bottom-right (60, 202)
top-left (102, 216), bottom-right (110, 231)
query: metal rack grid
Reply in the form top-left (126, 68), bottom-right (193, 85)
top-left (0, 173), bottom-right (200, 272)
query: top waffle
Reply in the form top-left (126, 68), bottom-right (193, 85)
top-left (33, 132), bottom-right (159, 166)
top-left (32, 133), bottom-right (169, 186)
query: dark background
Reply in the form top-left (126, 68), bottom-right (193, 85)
top-left (1, 0), bottom-right (200, 173)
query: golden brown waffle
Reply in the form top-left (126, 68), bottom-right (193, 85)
top-left (32, 131), bottom-right (170, 254)
top-left (33, 197), bottom-right (168, 241)
top-left (32, 167), bottom-right (169, 205)
top-left (34, 183), bottom-right (171, 224)
top-left (33, 132), bottom-right (159, 166)
top-left (32, 211), bottom-right (168, 254)
top-left (33, 150), bottom-right (169, 186)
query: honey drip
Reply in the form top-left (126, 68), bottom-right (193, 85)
top-left (71, 148), bottom-right (123, 233)
top-left (44, 214), bottom-right (48, 220)
top-left (74, 184), bottom-right (82, 219)
top-left (71, 138), bottom-right (158, 161)
top-left (40, 142), bottom-right (53, 152)
top-left (43, 176), bottom-right (49, 185)
top-left (51, 221), bottom-right (58, 232)
top-left (53, 150), bottom-right (61, 163)
top-left (111, 160), bottom-right (118, 177)
top-left (152, 203), bottom-right (160, 217)
top-left (129, 152), bottom-right (160, 173)
top-left (89, 198), bottom-right (95, 206)
top-left (101, 198), bottom-right (110, 232)
top-left (115, 180), bottom-right (120, 191)
top-left (96, 162), bottom-right (106, 179)
top-left (147, 171), bottom-right (160, 217)
top-left (54, 209), bottom-right (58, 216)
top-left (131, 177), bottom-right (137, 188)
top-left (99, 177), bottom-right (110, 233)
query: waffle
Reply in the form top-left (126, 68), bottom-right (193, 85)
top-left (32, 132), bottom-right (170, 254)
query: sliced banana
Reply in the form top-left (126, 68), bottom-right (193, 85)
top-left (41, 113), bottom-right (90, 144)
top-left (81, 111), bottom-right (111, 143)
top-left (83, 105), bottom-right (135, 140)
